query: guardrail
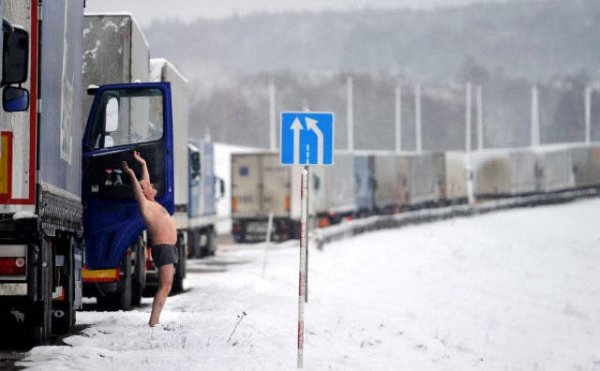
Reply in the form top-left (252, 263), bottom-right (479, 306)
top-left (311, 188), bottom-right (600, 249)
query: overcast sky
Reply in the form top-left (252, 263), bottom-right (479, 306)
top-left (85, 0), bottom-right (512, 25)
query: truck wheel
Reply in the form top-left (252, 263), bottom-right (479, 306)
top-left (97, 251), bottom-right (132, 311)
top-left (131, 236), bottom-right (146, 306)
top-left (53, 235), bottom-right (76, 334)
top-left (203, 228), bottom-right (216, 257)
top-left (190, 230), bottom-right (202, 259)
top-left (119, 252), bottom-right (133, 311)
top-left (32, 238), bottom-right (53, 345)
top-left (96, 294), bottom-right (119, 311)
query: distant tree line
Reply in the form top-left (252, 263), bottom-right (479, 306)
top-left (144, 0), bottom-right (600, 149)
top-left (190, 69), bottom-right (597, 150)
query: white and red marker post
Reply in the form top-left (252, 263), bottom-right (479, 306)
top-left (297, 165), bottom-right (309, 368)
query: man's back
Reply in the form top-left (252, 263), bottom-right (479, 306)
top-left (142, 200), bottom-right (177, 246)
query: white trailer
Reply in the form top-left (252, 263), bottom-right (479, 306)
top-left (322, 152), bottom-right (357, 224)
top-left (396, 152), bottom-right (438, 209)
top-left (372, 153), bottom-right (399, 213)
top-left (231, 152), bottom-right (327, 241)
top-left (570, 144), bottom-right (600, 189)
top-left (472, 148), bottom-right (538, 198)
top-left (434, 151), bottom-right (469, 204)
top-left (535, 146), bottom-right (576, 193)
top-left (0, 0), bottom-right (85, 346)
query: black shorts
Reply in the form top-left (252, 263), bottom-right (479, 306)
top-left (151, 244), bottom-right (178, 267)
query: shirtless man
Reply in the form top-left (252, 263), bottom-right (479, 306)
top-left (122, 151), bottom-right (178, 327)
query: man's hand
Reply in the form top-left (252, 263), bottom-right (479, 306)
top-left (122, 161), bottom-right (134, 176)
top-left (133, 150), bottom-right (150, 183)
top-left (133, 151), bottom-right (146, 165)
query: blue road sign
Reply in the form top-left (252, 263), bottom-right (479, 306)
top-left (280, 112), bottom-right (334, 166)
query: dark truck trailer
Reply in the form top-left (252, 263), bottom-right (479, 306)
top-left (0, 0), bottom-right (85, 346)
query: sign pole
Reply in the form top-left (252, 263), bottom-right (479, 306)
top-left (297, 165), bottom-right (308, 369)
top-left (305, 166), bottom-right (309, 303)
top-left (281, 111), bottom-right (334, 369)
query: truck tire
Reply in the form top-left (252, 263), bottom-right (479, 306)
top-left (96, 252), bottom-right (132, 311)
top-left (53, 235), bottom-right (76, 334)
top-left (131, 236), bottom-right (146, 306)
top-left (32, 237), bottom-right (53, 345)
top-left (119, 251), bottom-right (133, 310)
top-left (188, 230), bottom-right (201, 259)
top-left (204, 228), bottom-right (216, 256)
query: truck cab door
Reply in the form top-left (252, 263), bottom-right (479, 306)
top-left (82, 83), bottom-right (174, 269)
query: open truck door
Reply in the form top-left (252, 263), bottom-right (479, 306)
top-left (81, 83), bottom-right (174, 309)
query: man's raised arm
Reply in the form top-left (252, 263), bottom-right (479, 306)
top-left (133, 150), bottom-right (150, 184)
top-left (122, 161), bottom-right (146, 208)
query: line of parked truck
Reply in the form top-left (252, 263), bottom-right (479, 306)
top-left (231, 144), bottom-right (600, 242)
top-left (2, 0), bottom-right (600, 350)
top-left (0, 2), bottom-right (220, 346)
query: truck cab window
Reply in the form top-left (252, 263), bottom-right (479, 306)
top-left (89, 88), bottom-right (164, 149)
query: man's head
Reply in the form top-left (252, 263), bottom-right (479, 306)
top-left (140, 180), bottom-right (157, 201)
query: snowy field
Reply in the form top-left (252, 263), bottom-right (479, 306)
top-left (17, 198), bottom-right (600, 370)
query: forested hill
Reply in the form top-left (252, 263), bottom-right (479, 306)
top-left (143, 0), bottom-right (600, 148)
top-left (145, 0), bottom-right (600, 87)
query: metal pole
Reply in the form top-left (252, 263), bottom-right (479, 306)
top-left (476, 85), bottom-right (483, 151)
top-left (395, 84), bottom-right (402, 154)
top-left (304, 167), bottom-right (309, 304)
top-left (347, 76), bottom-right (354, 151)
top-left (585, 85), bottom-right (592, 144)
top-left (414, 83), bottom-right (422, 153)
top-left (465, 83), bottom-right (474, 204)
top-left (466, 82), bottom-right (472, 153)
top-left (297, 166), bottom-right (308, 369)
top-left (269, 78), bottom-right (277, 151)
top-left (531, 85), bottom-right (540, 147)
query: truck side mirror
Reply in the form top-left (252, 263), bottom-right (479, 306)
top-left (3, 86), bottom-right (29, 112)
top-left (216, 177), bottom-right (225, 199)
top-left (2, 27), bottom-right (29, 85)
top-left (190, 151), bottom-right (201, 180)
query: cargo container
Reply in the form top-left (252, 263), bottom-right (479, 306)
top-left (434, 151), bottom-right (469, 204)
top-left (82, 14), bottom-right (150, 117)
top-left (372, 153), bottom-right (399, 213)
top-left (354, 154), bottom-right (376, 216)
top-left (396, 152), bottom-right (438, 209)
top-left (231, 152), bottom-right (327, 241)
top-left (472, 149), bottom-right (538, 198)
top-left (535, 146), bottom-right (576, 193)
top-left (0, 0), bottom-right (85, 345)
top-left (322, 152), bottom-right (357, 224)
top-left (152, 58), bottom-right (223, 258)
top-left (570, 144), bottom-right (600, 189)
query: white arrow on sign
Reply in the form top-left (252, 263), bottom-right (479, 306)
top-left (306, 118), bottom-right (324, 164)
top-left (291, 118), bottom-right (303, 165)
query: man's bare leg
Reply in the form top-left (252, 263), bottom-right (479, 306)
top-left (149, 263), bottom-right (174, 327)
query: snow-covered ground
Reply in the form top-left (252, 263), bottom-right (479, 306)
top-left (18, 198), bottom-right (600, 370)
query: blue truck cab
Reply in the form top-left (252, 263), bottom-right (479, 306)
top-left (81, 82), bottom-right (175, 310)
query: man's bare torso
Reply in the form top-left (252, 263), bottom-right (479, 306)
top-left (141, 201), bottom-right (177, 246)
